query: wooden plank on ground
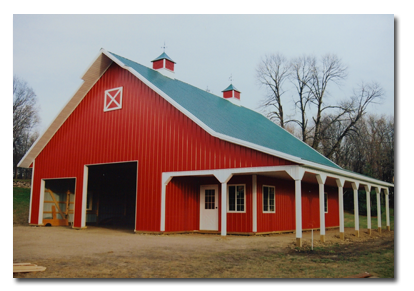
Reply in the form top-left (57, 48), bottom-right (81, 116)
top-left (13, 263), bottom-right (46, 273)
top-left (345, 272), bottom-right (372, 278)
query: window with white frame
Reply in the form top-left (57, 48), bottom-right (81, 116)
top-left (263, 185), bottom-right (275, 213)
top-left (104, 87), bottom-right (123, 112)
top-left (228, 185), bottom-right (245, 212)
top-left (324, 192), bottom-right (328, 213)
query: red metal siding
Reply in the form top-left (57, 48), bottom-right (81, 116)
top-left (165, 60), bottom-right (174, 71)
top-left (165, 176), bottom-right (220, 232)
top-left (256, 176), bottom-right (339, 233)
top-left (226, 175), bottom-right (252, 233)
top-left (152, 60), bottom-right (163, 70)
top-left (325, 186), bottom-right (340, 227)
top-left (301, 183), bottom-right (320, 229)
top-left (256, 175), bottom-right (295, 232)
top-left (31, 63), bottom-right (294, 231)
top-left (223, 91), bottom-right (233, 98)
top-left (165, 177), bottom-right (199, 231)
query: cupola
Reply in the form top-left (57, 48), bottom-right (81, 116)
top-left (222, 84), bottom-right (241, 104)
top-left (151, 52), bottom-right (176, 79)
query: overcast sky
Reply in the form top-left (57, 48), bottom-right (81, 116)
top-left (13, 14), bottom-right (394, 133)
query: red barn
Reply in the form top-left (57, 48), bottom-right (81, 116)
top-left (18, 49), bottom-right (393, 246)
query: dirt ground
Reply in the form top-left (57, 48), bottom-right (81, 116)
top-left (13, 225), bottom-right (394, 278)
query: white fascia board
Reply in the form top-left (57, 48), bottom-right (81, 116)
top-left (17, 51), bottom-right (113, 168)
top-left (301, 164), bottom-right (394, 188)
top-left (162, 165), bottom-right (299, 181)
top-left (17, 81), bottom-right (88, 168)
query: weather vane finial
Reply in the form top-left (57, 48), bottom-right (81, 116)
top-left (229, 74), bottom-right (233, 83)
top-left (161, 42), bottom-right (167, 53)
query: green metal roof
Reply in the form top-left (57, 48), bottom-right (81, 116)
top-left (151, 52), bottom-right (176, 63)
top-left (110, 52), bottom-right (341, 169)
top-left (222, 84), bottom-right (240, 92)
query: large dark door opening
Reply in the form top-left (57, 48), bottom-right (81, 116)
top-left (86, 162), bottom-right (137, 229)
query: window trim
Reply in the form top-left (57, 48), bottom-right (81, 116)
top-left (262, 185), bottom-right (276, 213)
top-left (227, 184), bottom-right (246, 213)
top-left (324, 192), bottom-right (328, 213)
top-left (104, 86), bottom-right (123, 112)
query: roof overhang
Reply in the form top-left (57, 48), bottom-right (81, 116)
top-left (17, 51), bottom-right (114, 168)
top-left (17, 49), bottom-right (394, 189)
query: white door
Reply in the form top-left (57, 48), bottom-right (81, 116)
top-left (200, 185), bottom-right (219, 231)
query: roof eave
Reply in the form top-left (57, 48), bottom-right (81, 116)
top-left (17, 50), bottom-right (114, 168)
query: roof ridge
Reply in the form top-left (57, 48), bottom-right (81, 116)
top-left (109, 51), bottom-right (247, 108)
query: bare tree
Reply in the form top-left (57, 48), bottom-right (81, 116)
top-left (256, 53), bottom-right (291, 128)
top-left (256, 53), bottom-right (388, 181)
top-left (306, 54), bottom-right (348, 149)
top-left (320, 81), bottom-right (384, 159)
top-left (13, 76), bottom-right (39, 179)
top-left (290, 55), bottom-right (316, 143)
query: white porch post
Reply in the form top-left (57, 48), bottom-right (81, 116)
top-left (375, 187), bottom-right (382, 234)
top-left (384, 188), bottom-right (390, 231)
top-left (351, 182), bottom-right (360, 237)
top-left (160, 174), bottom-right (173, 232)
top-left (365, 185), bottom-right (372, 235)
top-left (252, 175), bottom-right (257, 233)
top-left (221, 182), bottom-right (227, 236)
top-left (295, 179), bottom-right (303, 246)
top-left (214, 171), bottom-right (233, 236)
top-left (336, 178), bottom-right (345, 240)
top-left (316, 174), bottom-right (327, 243)
top-left (286, 166), bottom-right (305, 247)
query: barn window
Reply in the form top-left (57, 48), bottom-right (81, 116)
top-left (228, 185), bottom-right (245, 212)
top-left (324, 192), bottom-right (328, 213)
top-left (104, 87), bottom-right (123, 112)
top-left (263, 185), bottom-right (275, 213)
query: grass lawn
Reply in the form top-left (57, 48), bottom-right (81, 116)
top-left (344, 208), bottom-right (394, 230)
top-left (13, 186), bottom-right (30, 225)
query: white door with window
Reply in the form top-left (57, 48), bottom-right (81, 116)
top-left (200, 185), bottom-right (219, 231)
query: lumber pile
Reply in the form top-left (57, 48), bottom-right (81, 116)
top-left (13, 263), bottom-right (46, 273)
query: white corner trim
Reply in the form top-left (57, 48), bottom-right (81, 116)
top-left (38, 179), bottom-right (46, 226)
top-left (81, 165), bottom-right (89, 228)
top-left (28, 160), bottom-right (34, 224)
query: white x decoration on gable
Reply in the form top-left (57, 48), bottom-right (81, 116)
top-left (104, 87), bottom-right (123, 112)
